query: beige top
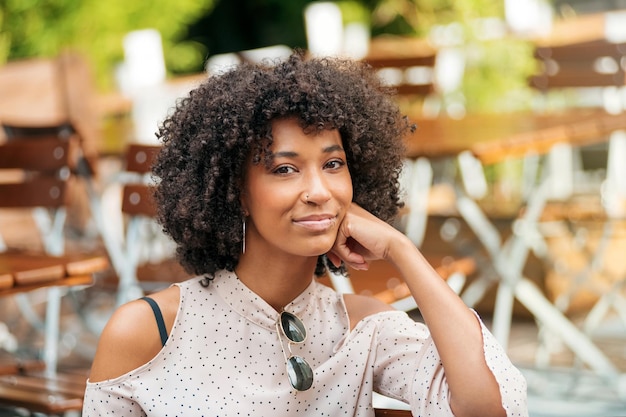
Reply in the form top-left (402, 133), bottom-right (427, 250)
top-left (83, 270), bottom-right (528, 416)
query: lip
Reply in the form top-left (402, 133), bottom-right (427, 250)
top-left (293, 214), bottom-right (337, 232)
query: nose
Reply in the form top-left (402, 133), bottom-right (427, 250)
top-left (303, 169), bottom-right (332, 204)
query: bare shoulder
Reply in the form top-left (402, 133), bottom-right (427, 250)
top-left (88, 286), bottom-right (180, 382)
top-left (343, 293), bottom-right (395, 330)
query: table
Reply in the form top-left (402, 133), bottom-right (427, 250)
top-left (0, 252), bottom-right (109, 375)
top-left (402, 108), bottom-right (626, 381)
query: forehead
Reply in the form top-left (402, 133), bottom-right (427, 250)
top-left (269, 118), bottom-right (341, 147)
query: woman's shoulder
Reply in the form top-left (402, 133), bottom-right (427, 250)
top-left (87, 286), bottom-right (180, 382)
top-left (342, 293), bottom-right (395, 330)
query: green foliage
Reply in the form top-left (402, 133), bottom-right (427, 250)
top-left (369, 0), bottom-right (538, 113)
top-left (461, 38), bottom-right (537, 113)
top-left (0, 0), bottom-right (215, 89)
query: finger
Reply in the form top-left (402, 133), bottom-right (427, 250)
top-left (330, 240), bottom-right (367, 266)
top-left (326, 251), bottom-right (342, 268)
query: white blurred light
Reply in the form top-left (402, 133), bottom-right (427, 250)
top-left (605, 11), bottom-right (626, 43)
top-left (505, 0), bottom-right (553, 36)
top-left (121, 29), bottom-right (166, 94)
top-left (304, 2), bottom-right (344, 57)
top-left (343, 22), bottom-right (370, 59)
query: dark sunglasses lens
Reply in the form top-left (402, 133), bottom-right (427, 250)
top-left (287, 356), bottom-right (313, 391)
top-left (281, 311), bottom-right (306, 343)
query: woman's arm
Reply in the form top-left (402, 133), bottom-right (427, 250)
top-left (329, 204), bottom-right (513, 417)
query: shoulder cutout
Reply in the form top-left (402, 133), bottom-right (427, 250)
top-left (88, 286), bottom-right (180, 382)
top-left (343, 293), bottom-right (395, 330)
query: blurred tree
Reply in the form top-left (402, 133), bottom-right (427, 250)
top-left (184, 0), bottom-right (536, 113)
top-left (0, 0), bottom-right (215, 89)
top-left (0, 0), bottom-right (536, 110)
top-left (186, 0), bottom-right (310, 60)
top-left (368, 0), bottom-right (537, 113)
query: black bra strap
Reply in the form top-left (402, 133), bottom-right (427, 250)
top-left (141, 296), bottom-right (168, 347)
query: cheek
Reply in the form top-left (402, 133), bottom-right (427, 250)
top-left (247, 182), bottom-right (294, 217)
top-left (338, 174), bottom-right (354, 203)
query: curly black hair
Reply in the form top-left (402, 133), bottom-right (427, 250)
top-left (153, 51), bottom-right (412, 278)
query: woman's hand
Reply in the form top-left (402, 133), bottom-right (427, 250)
top-left (327, 203), bottom-right (409, 270)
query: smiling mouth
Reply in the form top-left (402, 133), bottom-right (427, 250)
top-left (293, 217), bottom-right (337, 232)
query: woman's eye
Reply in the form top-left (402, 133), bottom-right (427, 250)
top-left (325, 159), bottom-right (346, 170)
top-left (273, 165), bottom-right (296, 175)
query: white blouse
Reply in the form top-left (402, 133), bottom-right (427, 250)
top-left (83, 270), bottom-right (528, 416)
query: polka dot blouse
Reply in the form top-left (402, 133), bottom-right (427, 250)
top-left (83, 270), bottom-right (528, 416)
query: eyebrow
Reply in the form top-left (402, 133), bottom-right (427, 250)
top-left (272, 145), bottom-right (345, 159)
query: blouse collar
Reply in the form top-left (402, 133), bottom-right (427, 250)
top-left (212, 270), bottom-right (318, 331)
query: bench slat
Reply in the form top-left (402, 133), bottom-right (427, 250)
top-left (0, 383), bottom-right (83, 414)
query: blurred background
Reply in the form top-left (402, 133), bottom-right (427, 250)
top-left (2, 1), bottom-right (626, 416)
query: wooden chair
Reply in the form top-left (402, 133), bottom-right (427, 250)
top-left (98, 143), bottom-right (190, 308)
top-left (0, 51), bottom-right (100, 174)
top-left (0, 253), bottom-right (104, 416)
top-left (0, 133), bottom-right (110, 416)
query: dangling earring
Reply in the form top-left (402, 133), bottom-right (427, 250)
top-left (242, 217), bottom-right (246, 254)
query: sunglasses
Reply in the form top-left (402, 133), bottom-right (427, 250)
top-left (276, 311), bottom-right (314, 391)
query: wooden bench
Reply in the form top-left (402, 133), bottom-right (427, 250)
top-left (0, 351), bottom-right (45, 377)
top-left (0, 373), bottom-right (87, 415)
top-left (0, 129), bottom-right (109, 415)
top-left (0, 371), bottom-right (87, 415)
top-left (0, 252), bottom-right (106, 416)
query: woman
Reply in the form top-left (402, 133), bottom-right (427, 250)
top-left (83, 52), bottom-right (527, 416)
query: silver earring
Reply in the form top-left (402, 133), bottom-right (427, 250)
top-left (305, 194), bottom-right (309, 202)
top-left (242, 218), bottom-right (246, 254)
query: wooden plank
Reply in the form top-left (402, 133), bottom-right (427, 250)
top-left (125, 144), bottom-right (161, 174)
top-left (365, 54), bottom-right (436, 69)
top-left (0, 382), bottom-right (83, 414)
top-left (372, 257), bottom-right (476, 305)
top-left (531, 71), bottom-right (626, 89)
top-left (0, 253), bottom-right (107, 275)
top-left (0, 254), bottom-right (65, 285)
top-left (0, 137), bottom-right (70, 171)
top-left (0, 178), bottom-right (68, 209)
top-left (0, 353), bottom-right (45, 376)
top-left (0, 275), bottom-right (93, 297)
top-left (0, 373), bottom-right (86, 398)
top-left (367, 36), bottom-right (437, 60)
top-left (403, 110), bottom-right (626, 164)
top-left (0, 273), bottom-right (12, 290)
top-left (0, 252), bottom-right (105, 293)
top-left (122, 183), bottom-right (156, 217)
top-left (535, 39), bottom-right (626, 60)
top-left (63, 255), bottom-right (109, 276)
top-left (0, 57), bottom-right (67, 126)
top-left (532, 13), bottom-right (606, 47)
top-left (318, 255), bottom-right (475, 303)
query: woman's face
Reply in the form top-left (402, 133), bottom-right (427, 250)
top-left (241, 117), bottom-right (353, 260)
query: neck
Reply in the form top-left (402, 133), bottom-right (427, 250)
top-left (235, 254), bottom-right (318, 311)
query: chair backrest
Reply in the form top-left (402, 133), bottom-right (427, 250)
top-left (531, 39), bottom-right (626, 91)
top-left (364, 37), bottom-right (438, 100)
top-left (0, 135), bottom-right (74, 208)
top-left (120, 144), bottom-right (161, 218)
top-left (100, 143), bottom-right (189, 306)
top-left (0, 130), bottom-right (80, 254)
top-left (0, 51), bottom-right (100, 174)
